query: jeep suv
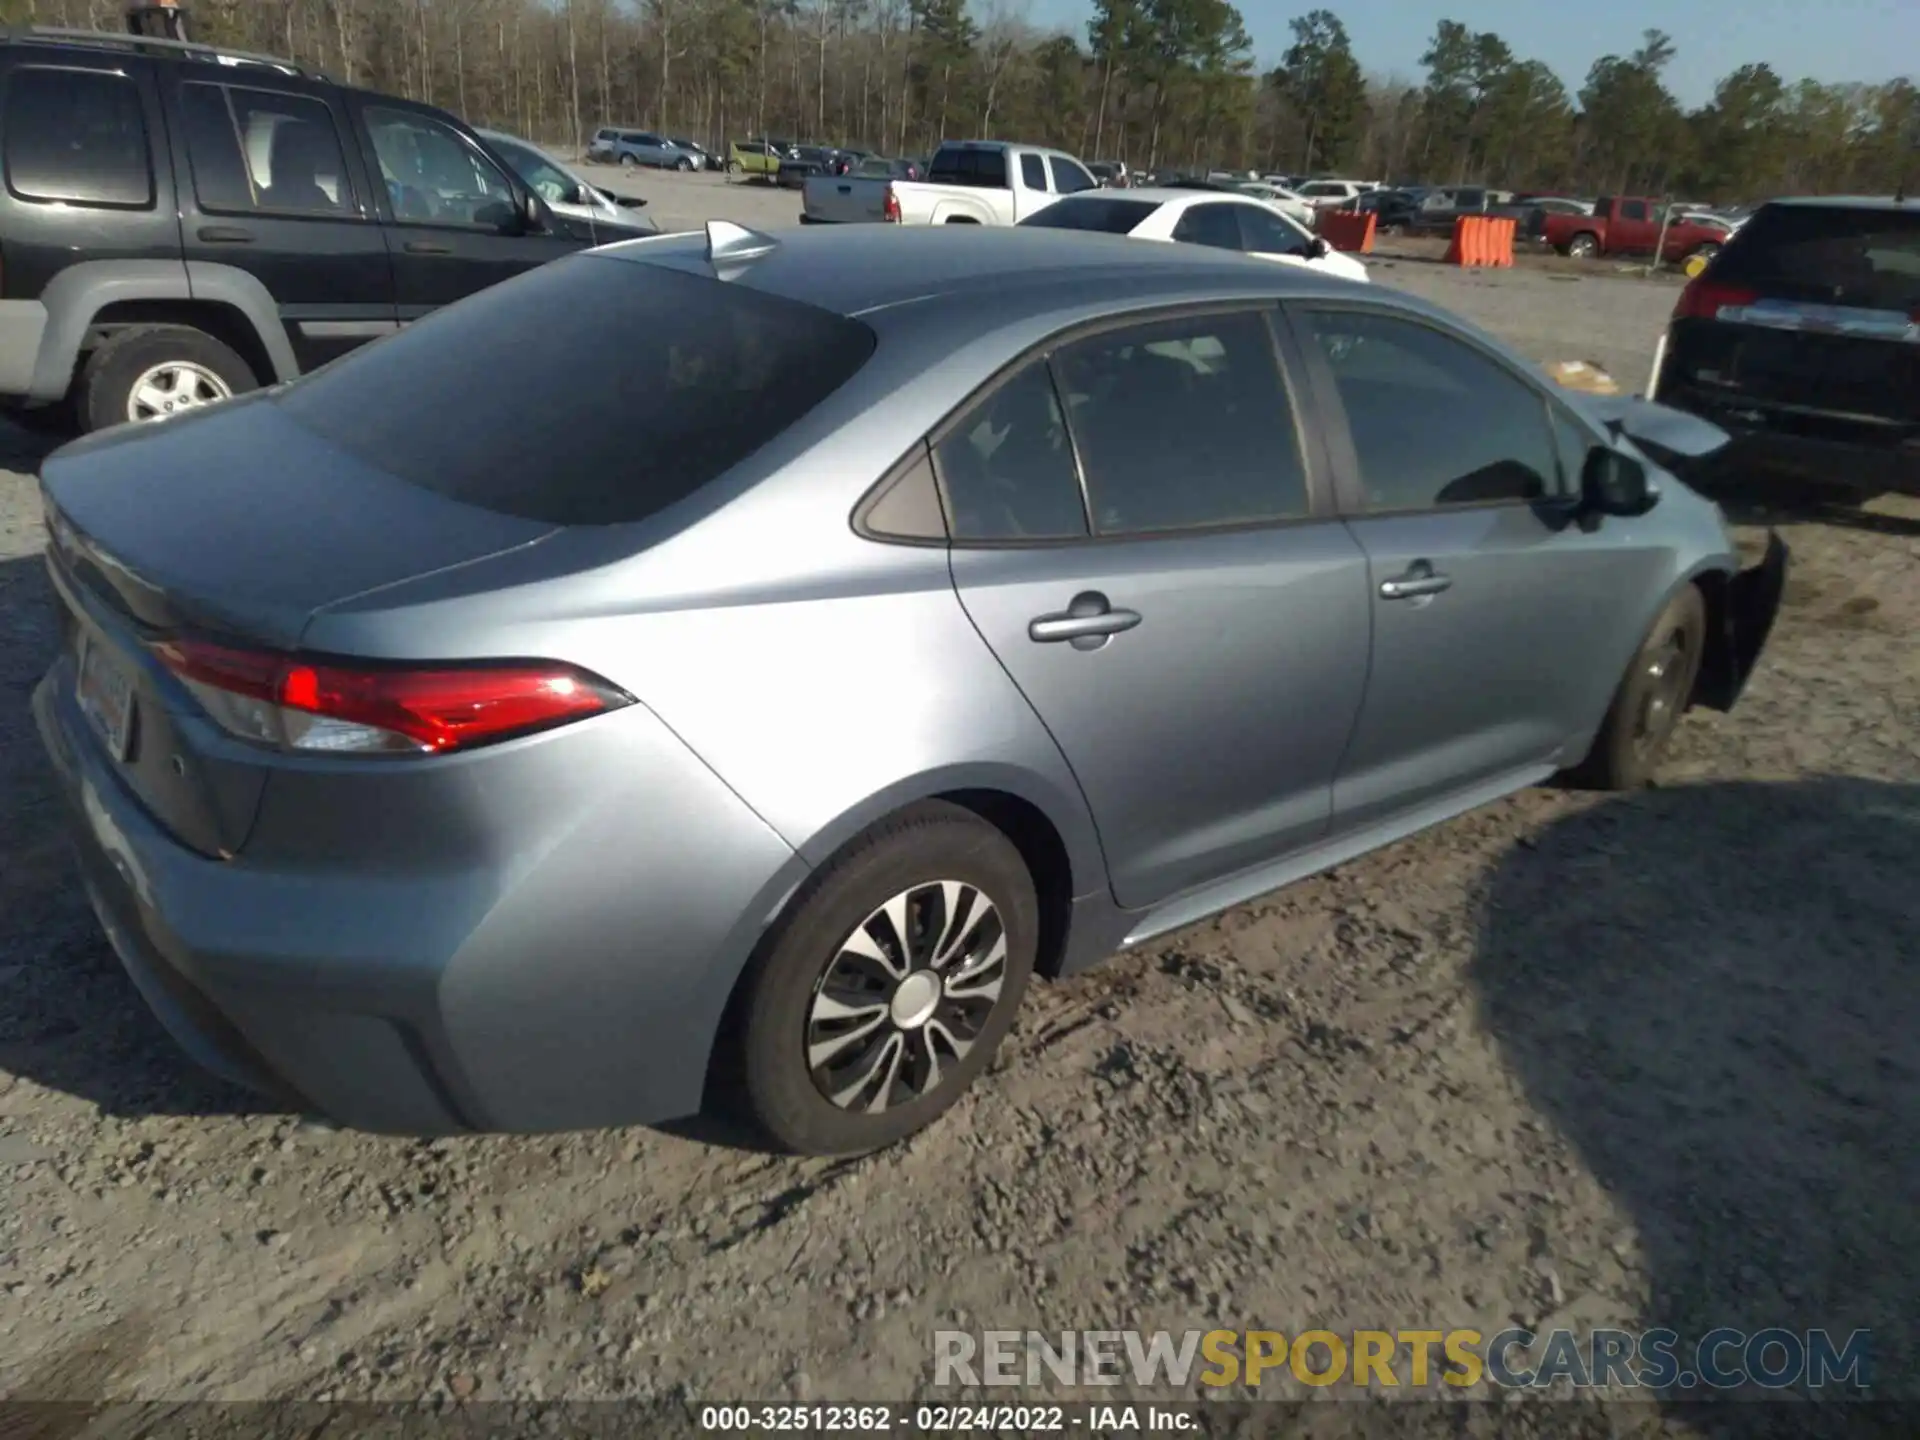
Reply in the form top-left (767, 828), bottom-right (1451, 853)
top-left (0, 28), bottom-right (630, 433)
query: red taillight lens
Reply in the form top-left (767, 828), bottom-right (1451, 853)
top-left (883, 183), bottom-right (901, 223)
top-left (1673, 279), bottom-right (1759, 322)
top-left (151, 638), bottom-right (628, 755)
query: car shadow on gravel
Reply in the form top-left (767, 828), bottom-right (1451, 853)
top-left (0, 548), bottom-right (274, 1124)
top-left (1696, 470), bottom-right (1920, 538)
top-left (1472, 776), bottom-right (1918, 1425)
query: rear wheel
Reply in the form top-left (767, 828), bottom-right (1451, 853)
top-left (619, 153), bottom-right (637, 169)
top-left (76, 325), bottom-right (258, 434)
top-left (736, 801), bottom-right (1037, 1155)
top-left (1566, 232), bottom-right (1600, 260)
top-left (1565, 585), bottom-right (1707, 791)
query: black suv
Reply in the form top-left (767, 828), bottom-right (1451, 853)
top-left (1652, 196), bottom-right (1919, 498)
top-left (0, 28), bottom-right (647, 433)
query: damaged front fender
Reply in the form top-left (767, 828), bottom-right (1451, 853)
top-left (1694, 529), bottom-right (1790, 713)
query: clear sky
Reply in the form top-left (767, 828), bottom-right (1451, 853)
top-left (1020, 0), bottom-right (1919, 108)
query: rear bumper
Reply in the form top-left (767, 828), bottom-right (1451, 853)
top-left (33, 656), bottom-right (807, 1135)
top-left (1657, 372), bottom-right (1920, 498)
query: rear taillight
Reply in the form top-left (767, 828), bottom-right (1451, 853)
top-left (1673, 278), bottom-right (1759, 322)
top-left (883, 183), bottom-right (901, 223)
top-left (151, 638), bottom-right (629, 755)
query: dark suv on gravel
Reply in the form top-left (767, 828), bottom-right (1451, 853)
top-left (0, 27), bottom-right (645, 433)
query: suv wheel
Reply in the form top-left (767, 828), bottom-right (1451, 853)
top-left (736, 801), bottom-right (1037, 1155)
top-left (619, 153), bottom-right (637, 169)
top-left (77, 325), bottom-right (258, 433)
top-left (676, 156), bottom-right (693, 172)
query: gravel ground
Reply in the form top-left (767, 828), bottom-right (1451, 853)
top-left (1, 192), bottom-right (1916, 1434)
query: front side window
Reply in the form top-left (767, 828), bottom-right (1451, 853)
top-left (4, 67), bottom-right (152, 208)
top-left (366, 107), bottom-right (515, 228)
top-left (1052, 310), bottom-right (1310, 534)
top-left (180, 83), bottom-right (354, 216)
top-left (1171, 202), bottom-right (1243, 251)
top-left (1049, 156), bottom-right (1098, 194)
top-left (489, 137), bottom-right (576, 207)
top-left (935, 364), bottom-right (1087, 542)
top-left (1299, 308), bottom-right (1560, 511)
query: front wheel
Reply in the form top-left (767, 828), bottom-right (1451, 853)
top-left (1564, 585), bottom-right (1707, 791)
top-left (736, 801), bottom-right (1037, 1155)
top-left (676, 156), bottom-right (693, 172)
top-left (727, 159), bottom-right (743, 175)
top-left (76, 324), bottom-right (258, 434)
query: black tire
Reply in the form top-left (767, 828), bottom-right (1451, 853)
top-left (1566, 232), bottom-right (1599, 260)
top-left (676, 156), bottom-right (693, 172)
top-left (737, 801), bottom-right (1037, 1155)
top-left (619, 153), bottom-right (637, 169)
top-left (76, 324), bottom-right (258, 434)
top-left (1565, 585), bottom-right (1707, 791)
top-left (727, 159), bottom-right (743, 175)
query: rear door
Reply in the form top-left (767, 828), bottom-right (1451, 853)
top-left (1229, 201), bottom-right (1323, 269)
top-left (163, 73), bottom-right (396, 371)
top-left (1659, 203), bottom-right (1920, 447)
top-left (944, 305), bottom-right (1373, 910)
top-left (351, 98), bottom-right (582, 318)
top-left (1289, 303), bottom-right (1667, 833)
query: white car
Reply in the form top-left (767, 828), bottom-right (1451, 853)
top-left (1232, 181), bottom-right (1316, 228)
top-left (1292, 178), bottom-right (1373, 208)
top-left (1017, 187), bottom-right (1369, 283)
top-left (478, 128), bottom-right (662, 239)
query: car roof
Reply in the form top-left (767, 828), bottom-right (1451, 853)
top-left (1762, 196), bottom-right (1916, 213)
top-left (595, 224), bottom-right (1367, 323)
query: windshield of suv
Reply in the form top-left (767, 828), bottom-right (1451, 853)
top-left (1714, 204), bottom-right (1920, 312)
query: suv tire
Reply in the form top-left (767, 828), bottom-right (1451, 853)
top-left (736, 801), bottom-right (1037, 1155)
top-left (77, 325), bottom-right (259, 434)
top-left (619, 153), bottom-right (637, 169)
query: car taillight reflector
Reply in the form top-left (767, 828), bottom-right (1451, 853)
top-left (1673, 278), bottom-right (1759, 322)
top-left (151, 638), bottom-right (629, 755)
top-left (883, 183), bottom-right (901, 223)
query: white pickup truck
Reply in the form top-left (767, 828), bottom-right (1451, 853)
top-left (801, 140), bottom-right (1101, 226)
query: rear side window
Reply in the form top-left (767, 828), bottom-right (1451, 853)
top-left (178, 83), bottom-right (355, 216)
top-left (1714, 205), bottom-right (1920, 312)
top-left (929, 146), bottom-right (1008, 188)
top-left (1053, 310), bottom-right (1309, 534)
top-left (1172, 203), bottom-right (1243, 251)
top-left (3, 67), bottom-right (153, 208)
top-left (273, 258), bottom-right (878, 526)
top-left (1017, 197), bottom-right (1157, 234)
top-left (935, 364), bottom-right (1088, 542)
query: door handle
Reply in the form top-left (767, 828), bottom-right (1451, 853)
top-left (1029, 592), bottom-right (1141, 646)
top-left (404, 240), bottom-right (453, 255)
top-left (1379, 561), bottom-right (1453, 600)
top-left (197, 225), bottom-right (253, 243)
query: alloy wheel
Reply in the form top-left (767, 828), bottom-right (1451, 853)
top-left (127, 361), bottom-right (232, 423)
top-left (1632, 628), bottom-right (1690, 756)
top-left (805, 881), bottom-right (1008, 1114)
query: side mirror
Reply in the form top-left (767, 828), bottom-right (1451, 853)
top-left (519, 190), bottom-right (544, 231)
top-left (1310, 237), bottom-right (1331, 259)
top-left (1582, 446), bottom-right (1658, 516)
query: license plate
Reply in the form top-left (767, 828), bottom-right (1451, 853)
top-left (76, 634), bottom-right (136, 761)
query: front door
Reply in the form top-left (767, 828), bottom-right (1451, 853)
top-left (352, 100), bottom-right (584, 319)
top-left (1290, 304), bottom-right (1667, 833)
top-left (944, 305), bottom-right (1373, 911)
top-left (162, 73), bottom-right (396, 372)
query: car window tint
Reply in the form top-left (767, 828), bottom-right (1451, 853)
top-left (1049, 156), bottom-right (1097, 194)
top-left (935, 364), bottom-right (1087, 541)
top-left (1713, 205), bottom-right (1920, 311)
top-left (274, 258), bottom-right (877, 526)
top-left (366, 107), bottom-right (514, 227)
top-left (180, 83), bottom-right (353, 216)
top-left (1621, 200), bottom-right (1649, 221)
top-left (1301, 309), bottom-right (1558, 511)
top-left (929, 146), bottom-right (1008, 188)
top-left (1052, 310), bottom-right (1309, 534)
top-left (1019, 152), bottom-right (1047, 190)
top-left (1172, 203), bottom-right (1243, 251)
top-left (1016, 196), bottom-right (1156, 234)
top-left (1235, 204), bottom-right (1311, 256)
top-left (3, 66), bottom-right (152, 208)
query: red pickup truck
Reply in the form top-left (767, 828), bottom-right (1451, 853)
top-left (1544, 197), bottom-right (1731, 264)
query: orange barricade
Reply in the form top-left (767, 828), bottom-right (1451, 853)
top-left (1319, 209), bottom-right (1376, 253)
top-left (1446, 214), bottom-right (1516, 268)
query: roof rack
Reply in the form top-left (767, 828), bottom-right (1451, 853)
top-left (10, 25), bottom-right (325, 80)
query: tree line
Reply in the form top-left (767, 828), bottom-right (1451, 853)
top-left (9, 0), bottom-right (1916, 201)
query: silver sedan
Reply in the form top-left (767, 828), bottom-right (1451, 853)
top-left (33, 225), bottom-right (1786, 1155)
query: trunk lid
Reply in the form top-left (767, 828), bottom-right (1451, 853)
top-left (40, 394), bottom-right (557, 859)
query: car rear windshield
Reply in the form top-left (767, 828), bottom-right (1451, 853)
top-left (1713, 204), bottom-right (1920, 311)
top-left (1017, 197), bottom-right (1159, 234)
top-left (929, 146), bottom-right (1008, 188)
top-left (273, 256), bottom-right (877, 526)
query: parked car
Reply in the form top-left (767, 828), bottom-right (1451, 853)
top-left (0, 26), bottom-right (603, 433)
top-left (584, 126), bottom-right (624, 163)
top-left (32, 222), bottom-right (1785, 1153)
top-left (1518, 195), bottom-right (1595, 217)
top-left (1232, 181), bottom-right (1315, 227)
top-left (1016, 188), bottom-right (1367, 283)
top-left (1544, 197), bottom-right (1731, 264)
top-left (1294, 178), bottom-right (1372, 208)
top-left (1087, 160), bottom-right (1129, 187)
top-left (777, 145), bottom-right (836, 189)
top-left (668, 137), bottom-right (714, 171)
top-left (478, 129), bottom-right (662, 240)
top-left (598, 131), bottom-right (698, 171)
top-left (1406, 186), bottom-right (1545, 239)
top-left (728, 137), bottom-right (794, 177)
top-left (1345, 187), bottom-right (1422, 233)
top-left (801, 139), bottom-right (1098, 226)
top-left (799, 156), bottom-right (925, 222)
top-left (1650, 196), bottom-right (1920, 499)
